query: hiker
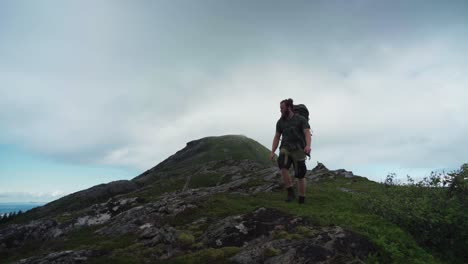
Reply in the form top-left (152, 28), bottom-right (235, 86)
top-left (270, 98), bottom-right (312, 204)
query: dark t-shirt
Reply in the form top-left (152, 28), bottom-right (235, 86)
top-left (276, 114), bottom-right (310, 151)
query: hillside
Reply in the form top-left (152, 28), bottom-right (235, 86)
top-left (0, 135), bottom-right (465, 264)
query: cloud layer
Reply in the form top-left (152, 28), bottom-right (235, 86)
top-left (1, 1), bottom-right (467, 181)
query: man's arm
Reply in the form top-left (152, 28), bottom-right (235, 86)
top-left (270, 132), bottom-right (281, 161)
top-left (304, 128), bottom-right (311, 154)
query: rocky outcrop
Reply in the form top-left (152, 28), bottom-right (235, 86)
top-left (17, 250), bottom-right (100, 264)
top-left (231, 231), bottom-right (374, 264)
top-left (201, 207), bottom-right (305, 248)
top-left (95, 168), bottom-right (280, 238)
top-left (73, 197), bottom-right (144, 228)
top-left (215, 208), bottom-right (375, 264)
top-left (0, 133), bottom-right (377, 263)
top-left (308, 162), bottom-right (356, 180)
top-left (0, 197), bottom-right (145, 251)
top-left (0, 219), bottom-right (63, 250)
top-left (95, 195), bottom-right (198, 237)
top-left (125, 207), bottom-right (375, 264)
top-left (28, 180), bottom-right (140, 219)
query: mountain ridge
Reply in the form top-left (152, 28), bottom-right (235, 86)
top-left (0, 135), bottom-right (450, 264)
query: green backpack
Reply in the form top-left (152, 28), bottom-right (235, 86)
top-left (293, 104), bottom-right (309, 120)
top-left (293, 104), bottom-right (311, 158)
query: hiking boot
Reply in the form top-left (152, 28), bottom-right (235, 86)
top-left (285, 187), bottom-right (296, 202)
top-left (298, 196), bottom-right (305, 204)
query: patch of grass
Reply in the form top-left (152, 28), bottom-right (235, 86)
top-left (263, 246), bottom-right (281, 258)
top-left (189, 172), bottom-right (223, 188)
top-left (164, 247), bottom-right (241, 264)
top-left (5, 165), bottom-right (460, 264)
top-left (88, 242), bottom-right (158, 264)
top-left (155, 135), bottom-right (274, 170)
top-left (253, 181), bottom-right (438, 264)
top-left (2, 225), bottom-right (138, 264)
top-left (238, 177), bottom-right (266, 189)
top-left (177, 232), bottom-right (195, 247)
top-left (165, 178), bottom-right (439, 264)
top-left (124, 178), bottom-right (186, 202)
top-left (272, 230), bottom-right (291, 240)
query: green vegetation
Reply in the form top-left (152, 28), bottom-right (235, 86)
top-left (359, 165), bottom-right (468, 264)
top-left (165, 247), bottom-right (241, 264)
top-left (1, 225), bottom-right (138, 264)
top-left (3, 170), bottom-right (468, 263)
top-left (123, 177), bottom-right (186, 202)
top-left (189, 172), bottom-right (223, 188)
top-left (263, 246), bottom-right (281, 258)
top-left (185, 135), bottom-right (273, 167)
top-left (4, 169), bottom-right (466, 264)
top-left (177, 231), bottom-right (196, 247)
top-left (156, 175), bottom-right (458, 263)
top-left (0, 210), bottom-right (24, 224)
top-left (154, 135), bottom-right (274, 172)
top-left (2, 130), bottom-right (465, 264)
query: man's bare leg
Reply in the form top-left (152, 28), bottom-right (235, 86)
top-left (297, 178), bottom-right (306, 204)
top-left (281, 168), bottom-right (293, 188)
top-left (281, 168), bottom-right (295, 202)
top-left (298, 178), bottom-right (306, 196)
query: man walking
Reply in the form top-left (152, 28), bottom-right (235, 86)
top-left (270, 98), bottom-right (312, 204)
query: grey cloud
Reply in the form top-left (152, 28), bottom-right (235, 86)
top-left (1, 1), bottom-right (467, 179)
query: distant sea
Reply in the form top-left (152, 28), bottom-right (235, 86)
top-left (0, 202), bottom-right (45, 216)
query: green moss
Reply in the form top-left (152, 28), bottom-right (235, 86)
top-left (189, 172), bottom-right (223, 188)
top-left (89, 242), bottom-right (161, 264)
top-left (192, 230), bottom-right (204, 238)
top-left (293, 226), bottom-right (317, 238)
top-left (290, 233), bottom-right (303, 240)
top-left (294, 225), bottom-right (310, 234)
top-left (264, 247), bottom-right (281, 258)
top-left (239, 177), bottom-right (266, 189)
top-left (221, 246), bottom-right (241, 256)
top-left (128, 178), bottom-right (186, 201)
top-left (191, 242), bottom-right (204, 250)
top-left (187, 224), bottom-right (201, 231)
top-left (273, 230), bottom-right (291, 240)
top-left (165, 247), bottom-right (235, 264)
top-left (177, 232), bottom-right (195, 247)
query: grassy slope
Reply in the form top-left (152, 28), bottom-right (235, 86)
top-left (3, 176), bottom-right (443, 264)
top-left (135, 135), bottom-right (274, 178)
top-left (4, 135), bottom-right (272, 225)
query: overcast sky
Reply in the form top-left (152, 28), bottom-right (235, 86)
top-left (1, 0), bottom-right (467, 202)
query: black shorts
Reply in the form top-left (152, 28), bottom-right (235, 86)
top-left (277, 153), bottom-right (307, 179)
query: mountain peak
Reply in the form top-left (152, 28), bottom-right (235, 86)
top-left (155, 135), bottom-right (272, 169)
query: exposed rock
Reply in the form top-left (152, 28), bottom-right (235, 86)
top-left (230, 225), bottom-right (375, 264)
top-left (1, 146), bottom-right (377, 264)
top-left (309, 162), bottom-right (355, 181)
top-left (335, 169), bottom-right (355, 178)
top-left (95, 195), bottom-right (197, 236)
top-left (0, 219), bottom-right (64, 250)
top-left (0, 197), bottom-right (145, 251)
top-left (201, 208), bottom-right (305, 248)
top-left (73, 197), bottom-right (143, 228)
top-left (29, 180), bottom-right (140, 217)
top-left (139, 225), bottom-right (178, 246)
top-left (16, 250), bottom-right (99, 264)
top-left (74, 213), bottom-right (111, 227)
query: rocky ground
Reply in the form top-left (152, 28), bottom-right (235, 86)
top-left (1, 154), bottom-right (367, 264)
